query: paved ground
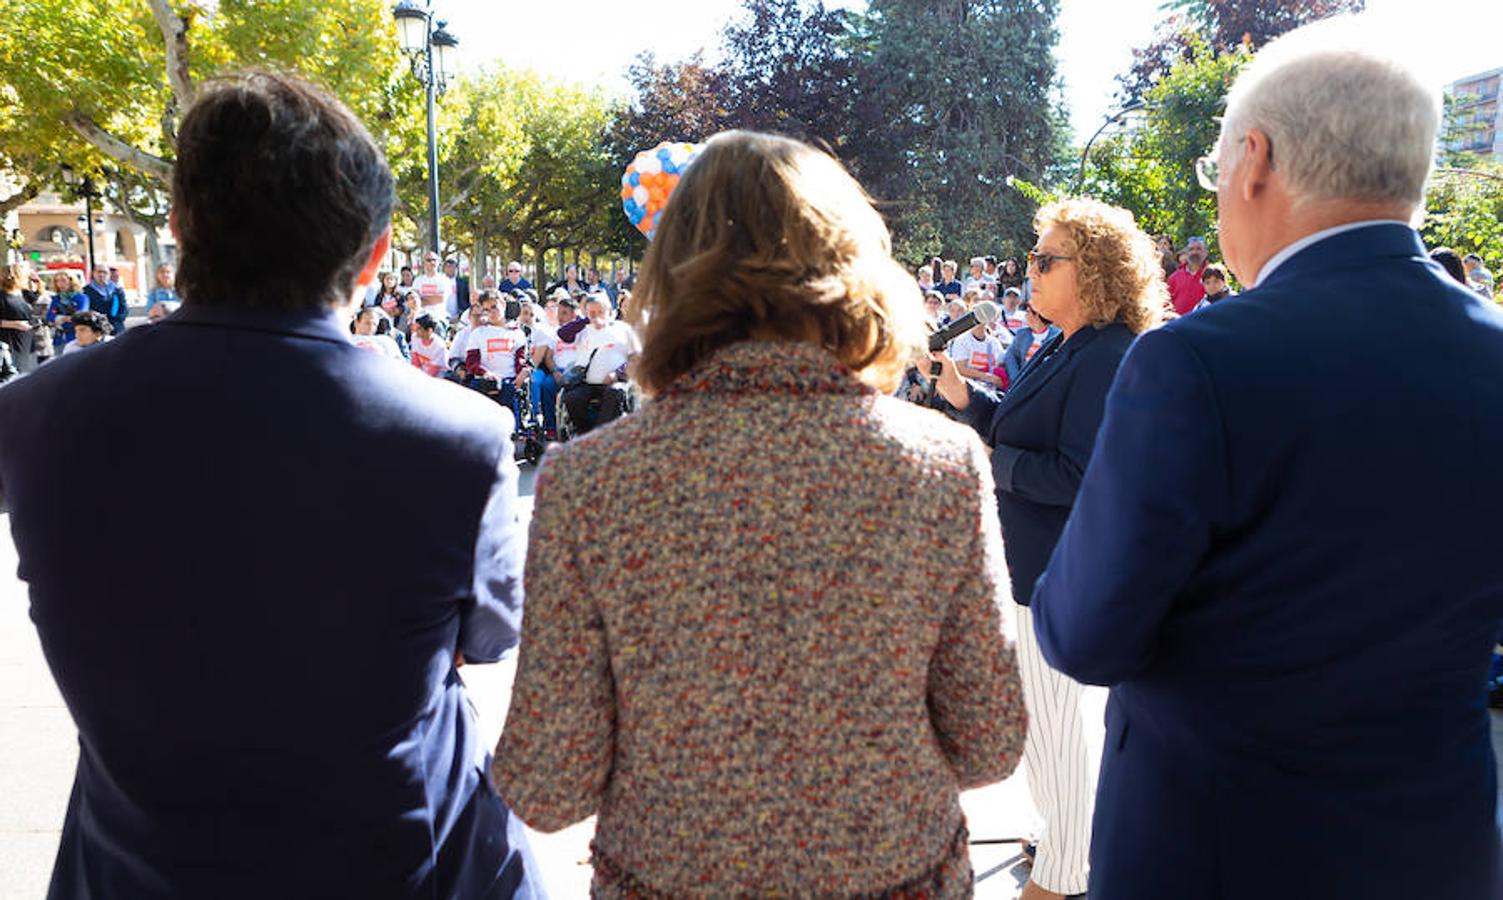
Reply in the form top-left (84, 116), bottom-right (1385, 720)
top-left (3, 466), bottom-right (1501, 897)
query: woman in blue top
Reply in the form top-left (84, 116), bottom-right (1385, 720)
top-left (145, 263), bottom-right (179, 309)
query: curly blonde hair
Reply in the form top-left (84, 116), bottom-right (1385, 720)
top-left (629, 130), bottom-right (926, 395)
top-left (1035, 198), bottom-right (1166, 334)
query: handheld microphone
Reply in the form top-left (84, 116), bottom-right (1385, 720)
top-left (928, 300), bottom-right (1000, 352)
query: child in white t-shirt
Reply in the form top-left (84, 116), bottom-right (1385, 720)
top-left (409, 314), bottom-right (448, 377)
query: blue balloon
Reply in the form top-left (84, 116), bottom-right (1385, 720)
top-left (662, 160), bottom-right (678, 175)
top-left (657, 147), bottom-right (672, 161)
top-left (628, 171), bottom-right (641, 187)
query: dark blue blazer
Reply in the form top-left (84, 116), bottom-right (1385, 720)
top-left (959, 322), bottom-right (1135, 605)
top-left (0, 304), bottom-right (535, 899)
top-left (1033, 224), bottom-right (1503, 899)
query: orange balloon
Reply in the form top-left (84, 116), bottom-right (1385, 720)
top-left (620, 186), bottom-right (634, 200)
top-left (665, 173), bottom-right (680, 189)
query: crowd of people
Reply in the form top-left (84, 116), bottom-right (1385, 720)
top-left (2, 18), bottom-right (1503, 900)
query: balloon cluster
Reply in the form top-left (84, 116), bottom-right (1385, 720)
top-left (621, 141), bottom-right (701, 241)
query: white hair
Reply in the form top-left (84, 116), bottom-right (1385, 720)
top-left (1218, 17), bottom-right (1440, 210)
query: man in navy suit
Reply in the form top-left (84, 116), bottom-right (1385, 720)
top-left (0, 72), bottom-right (537, 898)
top-left (1032, 20), bottom-right (1503, 900)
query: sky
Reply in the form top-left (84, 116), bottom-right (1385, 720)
top-left (440, 0), bottom-right (1499, 142)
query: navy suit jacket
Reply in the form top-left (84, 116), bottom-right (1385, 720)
top-left (959, 322), bottom-right (1135, 604)
top-left (1033, 224), bottom-right (1503, 899)
top-left (0, 304), bottom-right (534, 899)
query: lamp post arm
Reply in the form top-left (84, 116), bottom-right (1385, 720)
top-left (1076, 101), bottom-right (1147, 191)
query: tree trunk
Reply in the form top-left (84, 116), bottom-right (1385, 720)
top-left (474, 231), bottom-right (488, 281)
top-left (534, 245), bottom-right (548, 292)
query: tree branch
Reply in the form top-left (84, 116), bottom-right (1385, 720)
top-left (146, 0), bottom-right (195, 110)
top-left (64, 113), bottom-right (174, 184)
top-left (0, 180), bottom-right (41, 217)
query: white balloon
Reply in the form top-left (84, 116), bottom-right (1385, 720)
top-left (637, 155), bottom-right (662, 176)
top-left (633, 186), bottom-right (649, 206)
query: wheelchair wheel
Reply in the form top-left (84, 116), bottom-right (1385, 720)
top-left (556, 390), bottom-right (576, 443)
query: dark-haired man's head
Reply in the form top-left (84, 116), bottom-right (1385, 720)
top-left (73, 310), bottom-right (109, 345)
top-left (171, 71), bottom-right (394, 313)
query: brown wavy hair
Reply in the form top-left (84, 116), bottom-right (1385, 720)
top-left (1035, 198), bottom-right (1166, 334)
top-left (629, 131), bottom-right (926, 395)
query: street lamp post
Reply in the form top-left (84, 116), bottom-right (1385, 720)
top-left (393, 1), bottom-right (458, 255)
top-left (60, 164), bottom-right (106, 272)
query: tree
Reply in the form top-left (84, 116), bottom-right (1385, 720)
top-left (719, 0), bottom-right (860, 153)
top-left (1161, 0), bottom-right (1366, 49)
top-left (1, 0), bottom-right (401, 183)
top-left (1081, 33), bottom-right (1251, 254)
top-left (856, 0), bottom-right (1066, 262)
top-left (1422, 164), bottom-right (1503, 288)
top-left (1118, 0), bottom-right (1363, 103)
top-left (0, 0), bottom-right (406, 268)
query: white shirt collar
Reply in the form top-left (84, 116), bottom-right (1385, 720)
top-left (1253, 219), bottom-right (1410, 288)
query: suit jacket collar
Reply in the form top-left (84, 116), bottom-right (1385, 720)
top-left (996, 323), bottom-right (1105, 415)
top-left (1257, 223), bottom-right (1425, 292)
top-left (165, 303), bottom-right (351, 344)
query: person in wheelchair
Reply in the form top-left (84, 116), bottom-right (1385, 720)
top-left (561, 293), bottom-right (638, 436)
top-left (458, 297), bottom-right (527, 416)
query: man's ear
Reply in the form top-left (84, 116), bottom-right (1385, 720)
top-left (356, 228), bottom-right (392, 288)
top-left (1240, 128), bottom-right (1275, 204)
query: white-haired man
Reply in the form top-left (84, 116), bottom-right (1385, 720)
top-left (1032, 19), bottom-right (1503, 899)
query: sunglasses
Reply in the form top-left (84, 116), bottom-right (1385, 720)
top-left (1027, 250), bottom-right (1074, 275)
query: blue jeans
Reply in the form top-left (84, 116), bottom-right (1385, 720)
top-left (530, 369), bottom-right (558, 432)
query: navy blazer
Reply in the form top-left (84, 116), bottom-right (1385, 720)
top-left (1034, 224), bottom-right (1503, 899)
top-left (959, 321), bottom-right (1134, 605)
top-left (0, 304), bottom-right (535, 899)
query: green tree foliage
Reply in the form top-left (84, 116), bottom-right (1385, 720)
top-left (1422, 165), bottom-right (1503, 288)
top-left (846, 0), bottom-right (1065, 262)
top-left (1119, 0), bottom-right (1363, 103)
top-left (1081, 33), bottom-right (1249, 254)
top-left (0, 0), bottom-right (402, 185)
top-left (1161, 0), bottom-right (1366, 49)
top-left (719, 0), bottom-right (859, 153)
top-left (0, 0), bottom-right (406, 267)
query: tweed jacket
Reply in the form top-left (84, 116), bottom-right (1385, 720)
top-left (495, 340), bottom-right (1027, 897)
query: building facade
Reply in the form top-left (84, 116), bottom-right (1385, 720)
top-left (1448, 67), bottom-right (1502, 161)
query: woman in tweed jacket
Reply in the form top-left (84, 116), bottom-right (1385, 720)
top-left (494, 130), bottom-right (1028, 898)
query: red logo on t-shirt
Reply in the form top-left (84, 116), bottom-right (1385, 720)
top-left (486, 338), bottom-right (514, 355)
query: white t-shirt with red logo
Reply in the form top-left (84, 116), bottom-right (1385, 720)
top-left (411, 273), bottom-right (456, 319)
top-left (947, 330), bottom-right (1003, 376)
top-left (553, 321), bottom-right (583, 371)
top-left (577, 321), bottom-right (639, 384)
top-left (350, 333), bottom-right (403, 360)
top-left (409, 333), bottom-right (448, 377)
top-left (526, 323), bottom-right (555, 367)
top-left (463, 323), bottom-right (525, 379)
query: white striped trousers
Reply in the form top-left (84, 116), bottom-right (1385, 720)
top-left (1013, 603), bottom-right (1108, 896)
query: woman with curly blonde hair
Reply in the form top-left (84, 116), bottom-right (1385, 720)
top-left (930, 196), bottom-right (1164, 900)
top-left (496, 130), bottom-right (1029, 897)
